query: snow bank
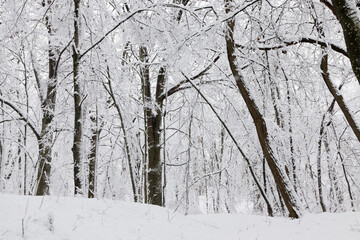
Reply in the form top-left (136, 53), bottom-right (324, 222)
top-left (0, 194), bottom-right (359, 240)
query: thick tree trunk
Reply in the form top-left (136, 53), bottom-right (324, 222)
top-left (224, 0), bottom-right (301, 218)
top-left (72, 0), bottom-right (83, 195)
top-left (146, 68), bottom-right (166, 206)
top-left (332, 0), bottom-right (360, 84)
top-left (139, 44), bottom-right (166, 206)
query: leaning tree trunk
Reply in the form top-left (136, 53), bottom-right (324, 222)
top-left (36, 0), bottom-right (58, 196)
top-left (311, 6), bottom-right (360, 143)
top-left (320, 53), bottom-right (360, 142)
top-left (224, 0), bottom-right (301, 218)
top-left (72, 0), bottom-right (83, 195)
top-left (105, 66), bottom-right (138, 202)
top-left (332, 0), bottom-right (360, 85)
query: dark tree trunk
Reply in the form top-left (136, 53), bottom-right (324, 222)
top-left (224, 0), bottom-right (301, 218)
top-left (320, 53), bottom-right (360, 142)
top-left (72, 0), bottom-right (83, 195)
top-left (332, 0), bottom-right (360, 84)
top-left (146, 68), bottom-right (166, 206)
top-left (139, 46), bottom-right (150, 203)
top-left (139, 44), bottom-right (166, 206)
top-left (88, 111), bottom-right (101, 198)
top-left (316, 114), bottom-right (327, 212)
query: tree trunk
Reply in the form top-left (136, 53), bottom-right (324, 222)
top-left (146, 68), bottom-right (166, 206)
top-left (72, 0), bottom-right (83, 195)
top-left (36, 0), bottom-right (58, 195)
top-left (320, 53), bottom-right (360, 142)
top-left (224, 0), bottom-right (301, 218)
top-left (139, 46), bottom-right (149, 203)
top-left (88, 109), bottom-right (101, 198)
top-left (283, 70), bottom-right (297, 193)
top-left (316, 114), bottom-right (327, 212)
top-left (332, 0), bottom-right (360, 84)
top-left (105, 66), bottom-right (138, 202)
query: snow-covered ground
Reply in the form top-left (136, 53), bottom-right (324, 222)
top-left (1, 194), bottom-right (360, 240)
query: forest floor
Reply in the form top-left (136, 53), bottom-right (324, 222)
top-left (0, 193), bottom-right (359, 240)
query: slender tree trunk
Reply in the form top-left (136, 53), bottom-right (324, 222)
top-left (72, 0), bottom-right (83, 195)
top-left (17, 133), bottom-right (22, 194)
top-left (224, 0), bottom-right (301, 218)
top-left (139, 46), bottom-right (149, 203)
top-left (185, 74), bottom-right (273, 217)
top-left (0, 93), bottom-right (3, 190)
top-left (333, 125), bottom-right (355, 210)
top-left (324, 134), bottom-right (343, 211)
top-left (105, 67), bottom-right (138, 202)
top-left (316, 114), bottom-right (327, 212)
top-left (88, 108), bottom-right (101, 198)
top-left (338, 151), bottom-right (355, 211)
top-left (185, 114), bottom-right (193, 215)
top-left (320, 53), bottom-right (360, 142)
top-left (24, 73), bottom-right (29, 195)
top-left (283, 71), bottom-right (297, 193)
top-left (0, 110), bottom-right (2, 190)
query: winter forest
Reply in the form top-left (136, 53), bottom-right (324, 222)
top-left (1, 0), bottom-right (360, 223)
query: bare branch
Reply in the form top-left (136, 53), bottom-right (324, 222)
top-left (236, 37), bottom-right (348, 58)
top-left (159, 55), bottom-right (220, 101)
top-left (80, 8), bottom-right (155, 60)
top-left (55, 37), bottom-right (74, 76)
top-left (0, 96), bottom-right (40, 140)
top-left (319, 0), bottom-right (336, 16)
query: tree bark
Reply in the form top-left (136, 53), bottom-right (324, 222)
top-left (88, 109), bottom-right (101, 198)
top-left (332, 0), bottom-right (360, 84)
top-left (139, 46), bottom-right (150, 203)
top-left (316, 114), bottom-right (328, 212)
top-left (224, 0), bottom-right (301, 218)
top-left (72, 0), bottom-right (83, 195)
top-left (36, 0), bottom-right (58, 195)
top-left (146, 67), bottom-right (166, 206)
top-left (320, 53), bottom-right (360, 142)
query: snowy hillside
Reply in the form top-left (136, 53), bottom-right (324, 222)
top-left (1, 194), bottom-right (359, 240)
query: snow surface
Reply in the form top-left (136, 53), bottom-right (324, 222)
top-left (1, 194), bottom-right (360, 240)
